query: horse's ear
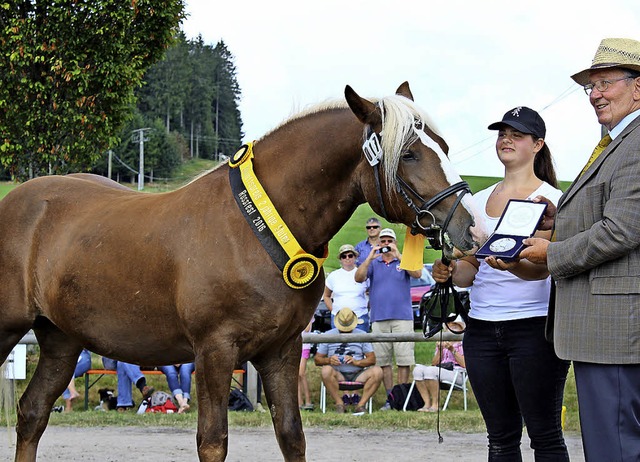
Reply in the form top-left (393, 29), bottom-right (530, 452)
top-left (395, 81), bottom-right (413, 101)
top-left (345, 85), bottom-right (381, 126)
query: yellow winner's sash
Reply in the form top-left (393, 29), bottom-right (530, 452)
top-left (229, 143), bottom-right (327, 289)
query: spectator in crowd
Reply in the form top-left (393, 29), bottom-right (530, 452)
top-left (323, 244), bottom-right (370, 332)
top-left (298, 319), bottom-right (314, 410)
top-left (61, 348), bottom-right (92, 412)
top-left (160, 363), bottom-right (195, 413)
top-left (520, 38), bottom-right (640, 460)
top-left (354, 217), bottom-right (381, 266)
top-left (433, 105), bottom-right (569, 459)
top-left (355, 228), bottom-right (421, 410)
top-left (412, 321), bottom-right (465, 412)
top-left (102, 357), bottom-right (154, 411)
top-left (314, 308), bottom-right (383, 415)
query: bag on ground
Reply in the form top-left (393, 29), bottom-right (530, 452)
top-left (387, 383), bottom-right (425, 411)
top-left (228, 388), bottom-right (254, 411)
top-left (145, 391), bottom-right (179, 413)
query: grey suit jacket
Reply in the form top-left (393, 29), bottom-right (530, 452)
top-left (548, 114), bottom-right (640, 364)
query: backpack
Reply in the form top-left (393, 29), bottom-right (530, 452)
top-left (145, 391), bottom-right (179, 413)
top-left (228, 388), bottom-right (254, 411)
top-left (387, 383), bottom-right (425, 411)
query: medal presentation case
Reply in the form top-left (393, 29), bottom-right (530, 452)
top-left (475, 199), bottom-right (548, 261)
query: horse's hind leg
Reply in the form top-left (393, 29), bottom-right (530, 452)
top-left (14, 318), bottom-right (81, 462)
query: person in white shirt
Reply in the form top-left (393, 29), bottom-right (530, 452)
top-left (323, 244), bottom-right (370, 332)
top-left (432, 106), bottom-right (570, 461)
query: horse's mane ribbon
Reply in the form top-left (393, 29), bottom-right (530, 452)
top-left (228, 142), bottom-right (327, 289)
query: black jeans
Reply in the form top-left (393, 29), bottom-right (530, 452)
top-left (463, 316), bottom-right (570, 462)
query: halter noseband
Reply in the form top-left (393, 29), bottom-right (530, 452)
top-left (363, 126), bottom-right (471, 251)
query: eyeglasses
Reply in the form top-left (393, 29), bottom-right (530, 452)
top-left (366, 225), bottom-right (380, 230)
top-left (379, 239), bottom-right (394, 244)
top-left (583, 77), bottom-right (634, 95)
top-left (340, 253), bottom-right (355, 259)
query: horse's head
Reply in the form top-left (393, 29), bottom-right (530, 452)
top-left (345, 82), bottom-right (485, 259)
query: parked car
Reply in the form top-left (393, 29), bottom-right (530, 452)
top-left (312, 299), bottom-right (332, 333)
top-left (413, 264), bottom-right (471, 329)
top-left (411, 265), bottom-right (436, 328)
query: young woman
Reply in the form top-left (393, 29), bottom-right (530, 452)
top-left (432, 107), bottom-right (570, 461)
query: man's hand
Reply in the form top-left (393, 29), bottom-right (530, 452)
top-left (531, 195), bottom-right (557, 231)
top-left (519, 237), bottom-right (550, 265)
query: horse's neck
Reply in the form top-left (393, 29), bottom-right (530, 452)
top-left (251, 111), bottom-right (365, 255)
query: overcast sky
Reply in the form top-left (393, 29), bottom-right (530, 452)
top-left (182, 0), bottom-right (640, 181)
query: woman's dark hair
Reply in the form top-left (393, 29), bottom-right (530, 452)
top-left (534, 142), bottom-right (558, 188)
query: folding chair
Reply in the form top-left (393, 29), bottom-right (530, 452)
top-left (320, 380), bottom-right (373, 414)
top-left (403, 367), bottom-right (468, 411)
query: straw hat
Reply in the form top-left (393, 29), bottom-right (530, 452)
top-left (334, 308), bottom-right (363, 333)
top-left (571, 38), bottom-right (640, 86)
top-left (338, 244), bottom-right (358, 257)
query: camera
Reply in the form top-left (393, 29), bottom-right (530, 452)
top-left (380, 246), bottom-right (391, 253)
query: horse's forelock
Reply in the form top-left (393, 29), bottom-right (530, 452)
top-left (378, 95), bottom-right (440, 192)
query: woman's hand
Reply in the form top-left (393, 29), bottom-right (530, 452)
top-left (432, 259), bottom-right (454, 283)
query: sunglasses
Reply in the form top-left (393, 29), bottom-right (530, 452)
top-left (366, 225), bottom-right (380, 230)
top-left (340, 253), bottom-right (355, 259)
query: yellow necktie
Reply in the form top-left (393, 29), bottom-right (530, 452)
top-left (580, 134), bottom-right (612, 176)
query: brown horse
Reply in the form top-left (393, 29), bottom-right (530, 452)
top-left (0, 82), bottom-right (482, 461)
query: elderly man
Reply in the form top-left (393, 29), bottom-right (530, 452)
top-left (521, 38), bottom-right (640, 460)
top-left (314, 308), bottom-right (383, 415)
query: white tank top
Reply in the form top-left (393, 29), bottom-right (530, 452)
top-left (470, 182), bottom-right (562, 321)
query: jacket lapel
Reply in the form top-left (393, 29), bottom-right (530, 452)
top-left (558, 116), bottom-right (640, 210)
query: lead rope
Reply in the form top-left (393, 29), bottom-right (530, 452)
top-left (420, 255), bottom-right (468, 443)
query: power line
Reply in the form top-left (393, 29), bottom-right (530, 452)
top-left (449, 84), bottom-right (581, 166)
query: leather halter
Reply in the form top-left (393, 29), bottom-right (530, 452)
top-left (363, 126), bottom-right (471, 251)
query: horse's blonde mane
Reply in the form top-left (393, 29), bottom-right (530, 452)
top-left (376, 94), bottom-right (440, 192)
top-left (258, 93), bottom-right (441, 193)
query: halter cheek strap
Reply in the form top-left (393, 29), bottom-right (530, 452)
top-left (362, 126), bottom-right (471, 250)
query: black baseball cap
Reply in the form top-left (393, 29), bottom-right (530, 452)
top-left (487, 106), bottom-right (546, 139)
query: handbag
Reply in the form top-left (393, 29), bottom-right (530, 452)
top-left (438, 362), bottom-right (455, 371)
top-left (420, 258), bottom-right (469, 338)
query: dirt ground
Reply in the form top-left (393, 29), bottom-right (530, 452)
top-left (1, 425), bottom-right (585, 461)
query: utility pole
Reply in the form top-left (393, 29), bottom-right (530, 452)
top-left (131, 128), bottom-right (151, 191)
top-left (107, 149), bottom-right (113, 180)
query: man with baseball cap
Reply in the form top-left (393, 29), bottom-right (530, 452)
top-left (314, 308), bottom-right (383, 415)
top-left (521, 38), bottom-right (640, 460)
top-left (355, 227), bottom-right (422, 410)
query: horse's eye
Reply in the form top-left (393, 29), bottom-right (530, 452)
top-left (402, 151), bottom-right (418, 161)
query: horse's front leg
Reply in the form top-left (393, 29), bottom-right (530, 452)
top-left (15, 321), bottom-right (81, 462)
top-left (193, 346), bottom-right (237, 462)
top-left (257, 336), bottom-right (306, 462)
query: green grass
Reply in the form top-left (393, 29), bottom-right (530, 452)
top-left (2, 345), bottom-right (581, 435)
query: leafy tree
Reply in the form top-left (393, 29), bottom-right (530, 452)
top-left (0, 0), bottom-right (185, 181)
top-left (135, 34), bottom-right (243, 162)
